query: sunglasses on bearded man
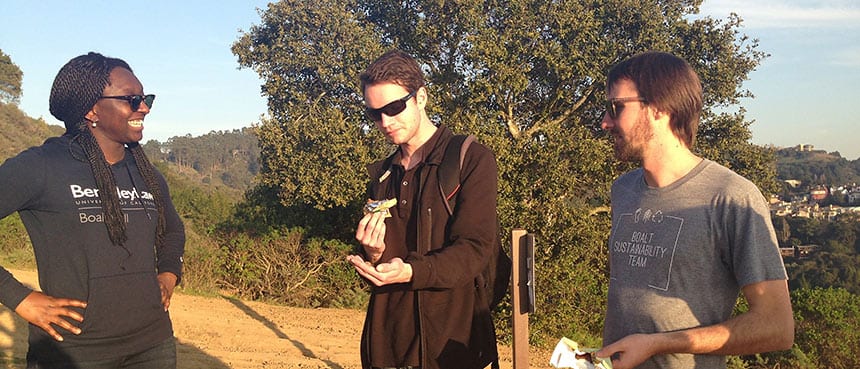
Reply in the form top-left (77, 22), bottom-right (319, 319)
top-left (604, 97), bottom-right (647, 119)
top-left (365, 91), bottom-right (416, 122)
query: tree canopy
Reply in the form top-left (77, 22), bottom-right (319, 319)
top-left (143, 129), bottom-right (261, 191)
top-left (0, 49), bottom-right (23, 105)
top-left (232, 0), bottom-right (777, 343)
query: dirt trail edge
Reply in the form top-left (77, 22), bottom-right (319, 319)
top-left (0, 268), bottom-right (553, 369)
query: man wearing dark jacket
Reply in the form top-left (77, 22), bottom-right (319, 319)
top-left (346, 49), bottom-right (501, 369)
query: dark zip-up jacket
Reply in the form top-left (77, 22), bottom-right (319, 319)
top-left (0, 134), bottom-right (185, 362)
top-left (362, 125), bottom-right (499, 369)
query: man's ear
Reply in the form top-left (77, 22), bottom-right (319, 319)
top-left (651, 106), bottom-right (670, 125)
top-left (416, 86), bottom-right (428, 109)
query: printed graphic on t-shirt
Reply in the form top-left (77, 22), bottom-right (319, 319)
top-left (610, 207), bottom-right (683, 291)
top-left (69, 184), bottom-right (155, 224)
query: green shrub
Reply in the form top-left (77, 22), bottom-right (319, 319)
top-left (177, 226), bottom-right (225, 296)
top-left (729, 287), bottom-right (859, 369)
top-left (216, 227), bottom-right (366, 308)
top-left (0, 214), bottom-right (35, 268)
top-left (789, 287), bottom-right (860, 369)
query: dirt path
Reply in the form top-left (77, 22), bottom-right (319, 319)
top-left (0, 269), bottom-right (554, 368)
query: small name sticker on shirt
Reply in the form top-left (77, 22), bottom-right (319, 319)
top-left (378, 169), bottom-right (391, 183)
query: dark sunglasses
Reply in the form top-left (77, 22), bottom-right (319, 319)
top-left (99, 94), bottom-right (156, 111)
top-left (365, 91), bottom-right (416, 121)
top-left (605, 97), bottom-right (647, 119)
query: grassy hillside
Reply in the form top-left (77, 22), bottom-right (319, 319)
top-left (0, 103), bottom-right (246, 277)
top-left (776, 147), bottom-right (860, 185)
top-left (0, 103), bottom-right (65, 160)
top-left (0, 103), bottom-right (65, 267)
top-left (143, 129), bottom-right (260, 193)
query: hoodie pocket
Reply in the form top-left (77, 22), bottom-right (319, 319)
top-left (80, 272), bottom-right (166, 338)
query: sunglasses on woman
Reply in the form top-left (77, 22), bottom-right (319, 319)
top-left (365, 91), bottom-right (416, 121)
top-left (100, 94), bottom-right (156, 111)
top-left (605, 97), bottom-right (647, 119)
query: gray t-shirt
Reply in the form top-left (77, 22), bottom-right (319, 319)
top-left (603, 159), bottom-right (787, 369)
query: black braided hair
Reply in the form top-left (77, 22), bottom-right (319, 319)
top-left (130, 141), bottom-right (167, 248)
top-left (49, 52), bottom-right (166, 248)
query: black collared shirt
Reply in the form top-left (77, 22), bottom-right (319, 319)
top-left (367, 127), bottom-right (444, 367)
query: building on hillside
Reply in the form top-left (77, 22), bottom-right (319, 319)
top-left (810, 186), bottom-right (828, 201)
top-left (820, 204), bottom-right (841, 221)
top-left (771, 201), bottom-right (794, 217)
top-left (796, 144), bottom-right (815, 152)
top-left (791, 194), bottom-right (810, 203)
top-left (779, 245), bottom-right (819, 259)
top-left (784, 179), bottom-right (802, 188)
top-left (849, 190), bottom-right (860, 205)
top-left (768, 194), bottom-right (781, 204)
top-left (771, 201), bottom-right (857, 220)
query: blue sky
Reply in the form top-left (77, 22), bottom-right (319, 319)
top-left (697, 0), bottom-right (860, 160)
top-left (2, 1), bottom-right (859, 160)
top-left (0, 0), bottom-right (270, 142)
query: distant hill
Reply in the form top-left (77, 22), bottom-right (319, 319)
top-left (142, 128), bottom-right (260, 193)
top-left (0, 103), bottom-right (65, 160)
top-left (8, 102), bottom-right (858, 195)
top-left (0, 102), bottom-right (259, 195)
top-left (4, 102), bottom-right (855, 195)
top-left (775, 147), bottom-right (860, 186)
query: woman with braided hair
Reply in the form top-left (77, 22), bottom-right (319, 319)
top-left (0, 52), bottom-right (185, 368)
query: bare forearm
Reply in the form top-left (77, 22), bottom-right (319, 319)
top-left (598, 283), bottom-right (793, 369)
top-left (654, 281), bottom-right (794, 356)
top-left (655, 311), bottom-right (793, 356)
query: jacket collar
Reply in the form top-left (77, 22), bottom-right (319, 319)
top-left (390, 124), bottom-right (453, 168)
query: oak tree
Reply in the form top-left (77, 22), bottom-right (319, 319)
top-left (232, 0), bottom-right (776, 342)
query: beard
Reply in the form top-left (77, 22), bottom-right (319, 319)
top-left (612, 113), bottom-right (653, 162)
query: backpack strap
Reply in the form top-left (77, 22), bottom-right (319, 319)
top-left (438, 134), bottom-right (505, 369)
top-left (437, 134), bottom-right (475, 216)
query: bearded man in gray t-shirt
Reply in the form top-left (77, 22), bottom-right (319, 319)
top-left (594, 52), bottom-right (794, 369)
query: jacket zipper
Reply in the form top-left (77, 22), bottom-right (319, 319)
top-left (425, 207), bottom-right (433, 251)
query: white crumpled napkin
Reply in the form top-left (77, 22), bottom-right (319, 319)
top-left (549, 337), bottom-right (612, 369)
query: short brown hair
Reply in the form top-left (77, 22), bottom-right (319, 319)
top-left (608, 51), bottom-right (703, 148)
top-left (359, 49), bottom-right (425, 95)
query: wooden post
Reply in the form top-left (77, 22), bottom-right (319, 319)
top-left (511, 229), bottom-right (529, 369)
